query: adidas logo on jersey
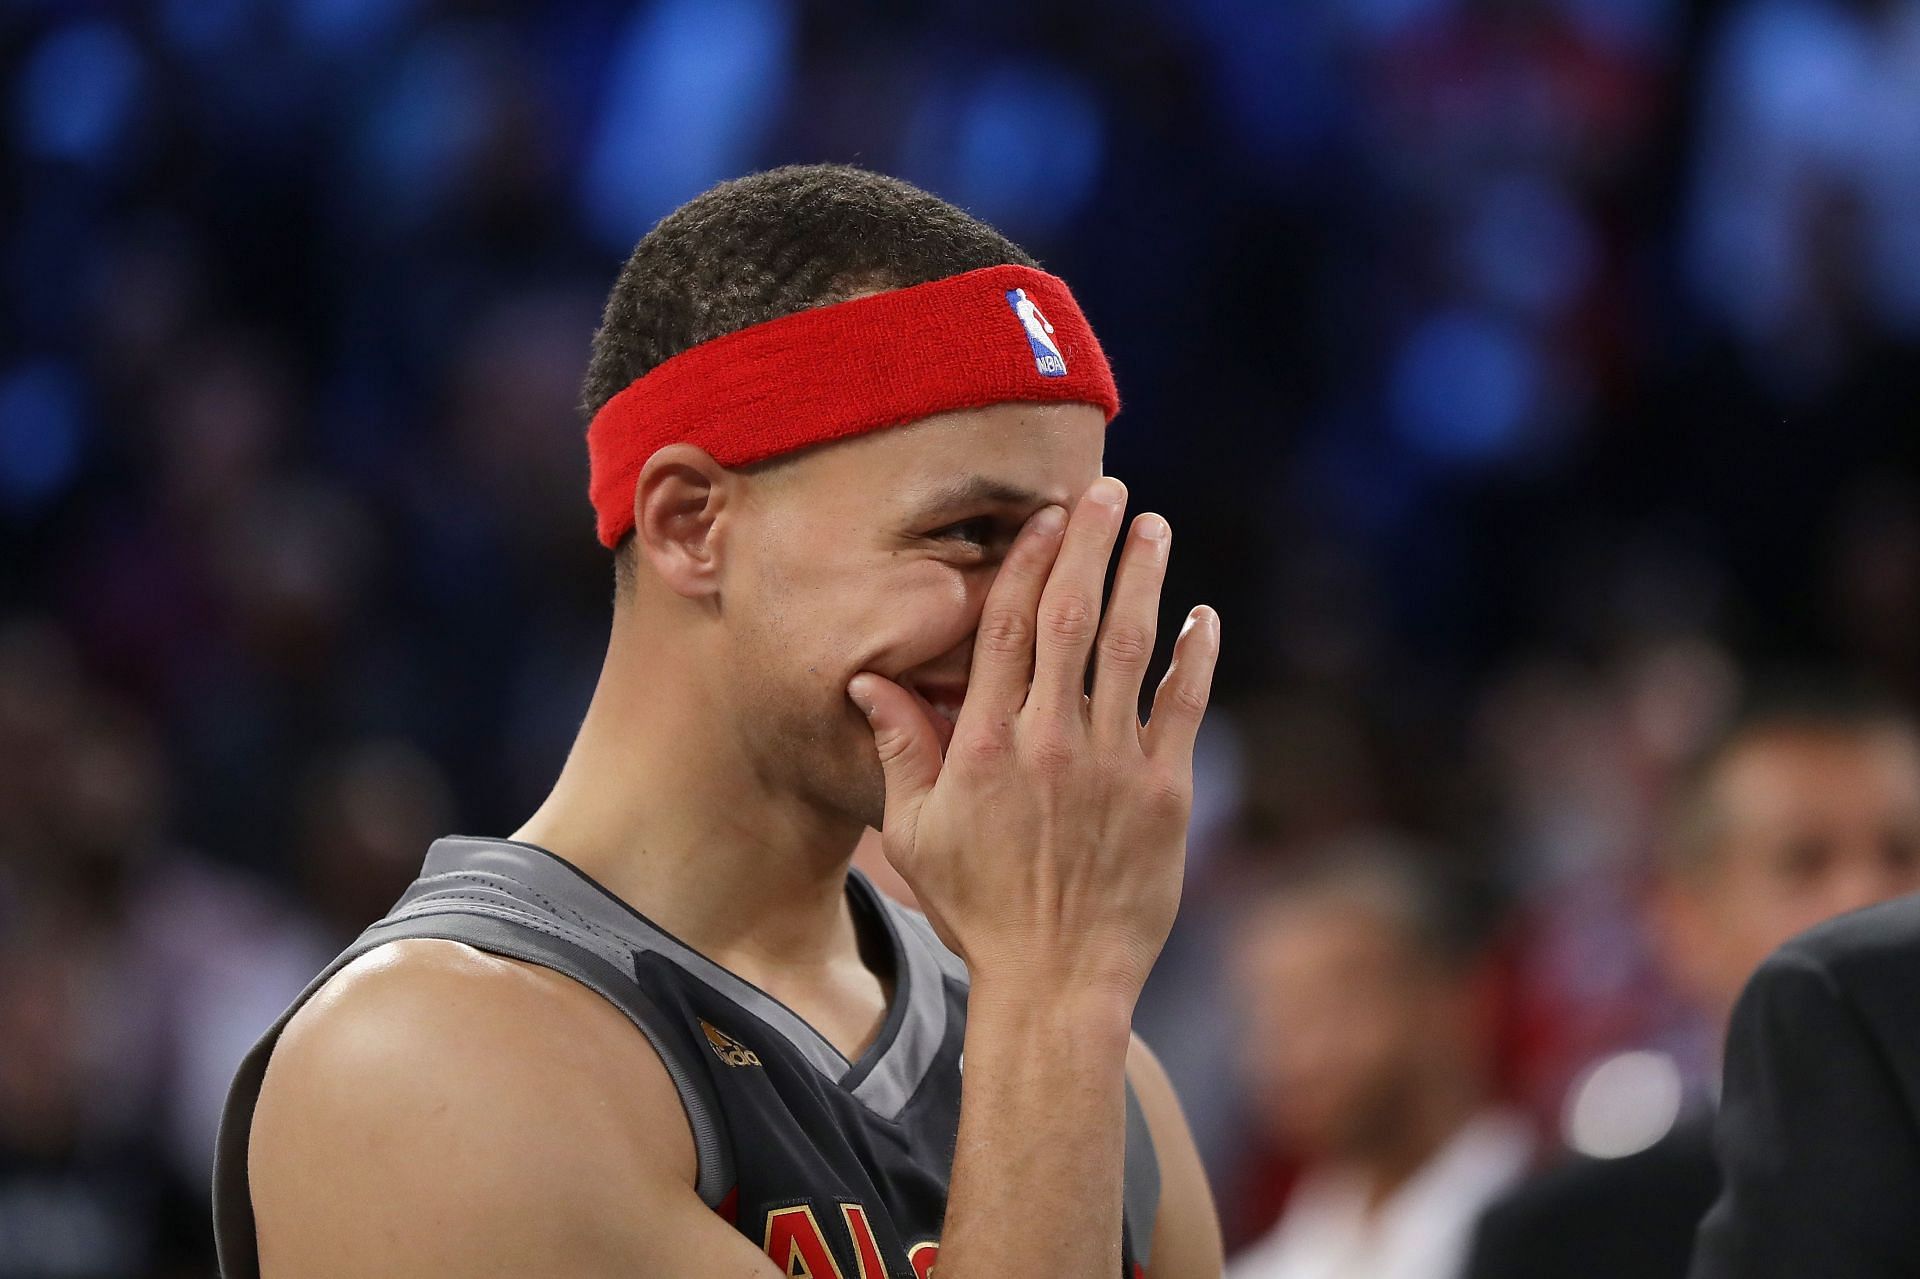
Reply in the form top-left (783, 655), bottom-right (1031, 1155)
top-left (701, 1019), bottom-right (763, 1068)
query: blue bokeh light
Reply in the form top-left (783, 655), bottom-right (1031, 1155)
top-left (17, 21), bottom-right (146, 167)
top-left (900, 59), bottom-right (1106, 242)
top-left (0, 361), bottom-right (87, 517)
top-left (292, 0), bottom-right (419, 56)
top-left (158, 0), bottom-right (255, 55)
top-left (1461, 174), bottom-right (1597, 318)
top-left (578, 0), bottom-right (796, 250)
top-left (1174, 0), bottom-right (1352, 169)
top-left (1389, 309), bottom-right (1542, 468)
top-left (347, 27), bottom-right (495, 231)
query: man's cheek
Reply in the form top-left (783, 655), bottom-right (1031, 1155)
top-left (879, 579), bottom-right (980, 653)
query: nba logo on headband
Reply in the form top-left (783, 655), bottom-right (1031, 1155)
top-left (1007, 288), bottom-right (1068, 378)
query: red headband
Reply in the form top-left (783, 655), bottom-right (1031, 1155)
top-left (586, 263), bottom-right (1119, 548)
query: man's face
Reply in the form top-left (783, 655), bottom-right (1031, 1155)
top-left (1670, 727), bottom-right (1920, 1014)
top-left (715, 401), bottom-right (1106, 829)
top-left (1234, 898), bottom-right (1467, 1161)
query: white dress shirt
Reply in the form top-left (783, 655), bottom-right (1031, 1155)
top-left (1227, 1111), bottom-right (1534, 1279)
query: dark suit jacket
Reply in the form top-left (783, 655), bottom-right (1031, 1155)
top-left (1690, 892), bottom-right (1920, 1278)
top-left (1463, 1114), bottom-right (1719, 1279)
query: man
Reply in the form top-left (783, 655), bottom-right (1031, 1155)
top-left (1227, 840), bottom-right (1532, 1279)
top-left (1466, 693), bottom-right (1920, 1279)
top-left (211, 166), bottom-right (1225, 1278)
top-left (1689, 889), bottom-right (1920, 1276)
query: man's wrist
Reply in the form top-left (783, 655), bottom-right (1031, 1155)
top-left (964, 974), bottom-right (1136, 1058)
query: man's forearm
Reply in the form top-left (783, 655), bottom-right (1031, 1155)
top-left (937, 979), bottom-right (1135, 1278)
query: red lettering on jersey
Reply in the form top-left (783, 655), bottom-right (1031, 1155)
top-left (908, 1239), bottom-right (940, 1278)
top-left (715, 1185), bottom-right (739, 1226)
top-left (840, 1204), bottom-right (884, 1279)
top-left (763, 1205), bottom-right (847, 1278)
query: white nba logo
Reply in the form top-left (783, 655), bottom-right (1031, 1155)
top-left (1006, 288), bottom-right (1068, 377)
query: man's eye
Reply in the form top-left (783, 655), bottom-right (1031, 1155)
top-left (932, 518), bottom-right (1000, 547)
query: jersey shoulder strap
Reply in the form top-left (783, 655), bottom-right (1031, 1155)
top-left (211, 836), bottom-right (732, 1279)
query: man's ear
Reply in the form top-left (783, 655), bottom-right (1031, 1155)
top-left (632, 444), bottom-right (734, 601)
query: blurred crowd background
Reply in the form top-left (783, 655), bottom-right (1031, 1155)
top-left (4, 0), bottom-right (1920, 1274)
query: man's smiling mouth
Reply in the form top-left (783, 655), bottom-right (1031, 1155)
top-left (902, 680), bottom-right (968, 752)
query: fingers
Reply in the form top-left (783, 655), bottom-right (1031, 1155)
top-left (1090, 513), bottom-right (1170, 742)
top-left (848, 673), bottom-right (943, 848)
top-left (1142, 606), bottom-right (1220, 766)
top-left (1030, 477), bottom-right (1128, 716)
top-left (962, 504), bottom-right (1068, 720)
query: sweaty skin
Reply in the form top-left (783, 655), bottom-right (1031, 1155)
top-left (247, 403), bottom-right (1224, 1277)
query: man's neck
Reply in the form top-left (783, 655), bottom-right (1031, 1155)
top-left (512, 610), bottom-right (871, 990)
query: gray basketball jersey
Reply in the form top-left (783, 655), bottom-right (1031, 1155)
top-left (212, 836), bottom-right (1161, 1277)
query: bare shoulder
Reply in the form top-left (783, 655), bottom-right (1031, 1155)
top-left (1127, 1034), bottom-right (1224, 1279)
top-left (262, 937), bottom-right (684, 1131)
top-left (248, 939), bottom-right (764, 1278)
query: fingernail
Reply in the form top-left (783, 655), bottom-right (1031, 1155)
top-left (1088, 476), bottom-right (1125, 507)
top-left (1137, 514), bottom-right (1169, 543)
top-left (1031, 505), bottom-right (1067, 537)
top-left (848, 680), bottom-right (876, 717)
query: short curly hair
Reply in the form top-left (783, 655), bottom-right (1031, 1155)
top-left (582, 163), bottom-right (1039, 422)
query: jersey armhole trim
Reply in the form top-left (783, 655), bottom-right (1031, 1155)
top-left (213, 913), bottom-right (734, 1279)
top-left (358, 913), bottom-right (736, 1207)
top-left (1123, 1076), bottom-right (1162, 1268)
